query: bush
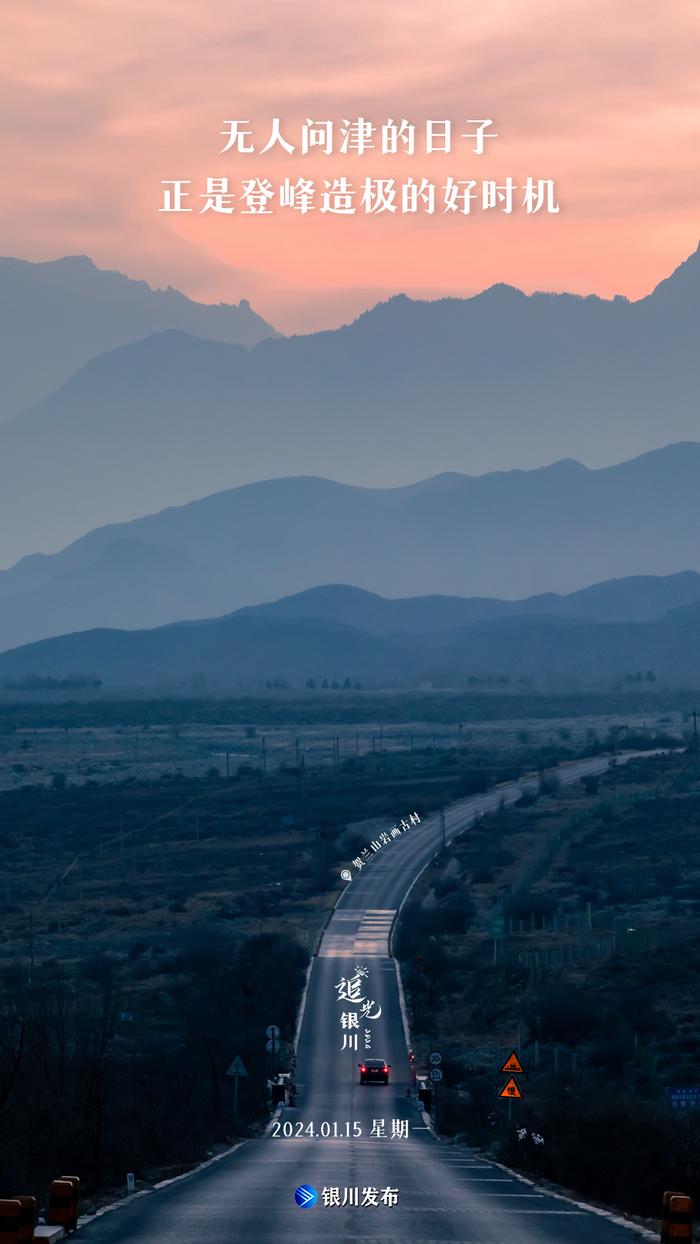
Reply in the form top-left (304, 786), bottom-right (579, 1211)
top-left (528, 985), bottom-right (601, 1044)
top-left (502, 1093), bottom-right (699, 1218)
top-left (506, 893), bottom-right (558, 923)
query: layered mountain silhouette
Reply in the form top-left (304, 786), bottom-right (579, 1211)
top-left (2, 578), bottom-right (700, 691)
top-left (0, 246), bottom-right (697, 565)
top-left (0, 255), bottom-right (277, 425)
top-left (237, 576), bottom-right (700, 631)
top-left (1, 445), bottom-right (700, 650)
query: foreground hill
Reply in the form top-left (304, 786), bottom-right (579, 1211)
top-left (0, 246), bottom-right (697, 562)
top-left (1, 446), bottom-right (700, 649)
top-left (2, 580), bottom-right (700, 691)
top-left (0, 254), bottom-right (277, 424)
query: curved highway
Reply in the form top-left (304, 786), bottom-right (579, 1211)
top-left (80, 752), bottom-right (656, 1243)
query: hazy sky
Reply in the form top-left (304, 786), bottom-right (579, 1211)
top-left (1, 0), bottom-right (698, 332)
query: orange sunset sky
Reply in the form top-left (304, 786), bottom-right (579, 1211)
top-left (1, 0), bottom-right (699, 333)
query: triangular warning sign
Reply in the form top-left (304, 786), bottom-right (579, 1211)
top-left (499, 1077), bottom-right (523, 1099)
top-left (501, 1050), bottom-right (524, 1075)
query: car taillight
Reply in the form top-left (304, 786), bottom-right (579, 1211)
top-left (360, 1065), bottom-right (366, 1072)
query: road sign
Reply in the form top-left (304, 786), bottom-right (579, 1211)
top-left (429, 1051), bottom-right (442, 1066)
top-left (266, 1039), bottom-right (277, 1053)
top-left (126, 1173), bottom-right (135, 1195)
top-left (667, 1086), bottom-right (700, 1110)
top-left (429, 1067), bottom-right (443, 1083)
top-left (266, 1024), bottom-right (280, 1040)
top-left (227, 1055), bottom-right (248, 1119)
top-left (499, 1077), bottom-right (523, 1099)
top-left (492, 916), bottom-right (505, 936)
top-left (501, 1051), bottom-right (524, 1075)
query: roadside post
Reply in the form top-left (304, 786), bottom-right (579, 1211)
top-left (491, 915), bottom-right (505, 962)
top-left (429, 1052), bottom-right (443, 1125)
top-left (266, 1023), bottom-right (280, 1077)
top-left (226, 1054), bottom-right (248, 1120)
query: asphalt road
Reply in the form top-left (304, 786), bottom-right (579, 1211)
top-left (80, 752), bottom-right (656, 1244)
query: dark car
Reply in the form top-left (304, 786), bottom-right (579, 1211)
top-left (359, 1058), bottom-right (390, 1084)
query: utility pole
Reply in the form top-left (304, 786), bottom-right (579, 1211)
top-left (28, 910), bottom-right (34, 985)
top-left (693, 710), bottom-right (698, 752)
top-left (440, 807), bottom-right (446, 852)
top-left (261, 737), bottom-right (267, 775)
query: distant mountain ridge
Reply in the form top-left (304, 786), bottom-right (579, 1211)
top-left (238, 576), bottom-right (700, 631)
top-left (0, 254), bottom-right (278, 425)
top-left (0, 245), bottom-right (697, 564)
top-left (3, 578), bottom-right (700, 691)
top-left (1, 445), bottom-right (700, 650)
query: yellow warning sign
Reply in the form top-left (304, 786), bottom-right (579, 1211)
top-left (499, 1077), bottom-right (523, 1099)
top-left (501, 1051), bottom-right (524, 1075)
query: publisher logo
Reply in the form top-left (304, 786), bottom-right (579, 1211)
top-left (295, 1184), bottom-right (318, 1208)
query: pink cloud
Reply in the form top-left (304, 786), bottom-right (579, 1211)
top-left (0, 0), bottom-right (698, 331)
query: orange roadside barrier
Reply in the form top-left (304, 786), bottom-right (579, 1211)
top-left (661, 1190), bottom-right (686, 1242)
top-left (60, 1178), bottom-right (80, 1231)
top-left (47, 1180), bottom-right (76, 1232)
top-left (12, 1197), bottom-right (35, 1244)
top-left (0, 1200), bottom-right (22, 1244)
top-left (666, 1194), bottom-right (693, 1241)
